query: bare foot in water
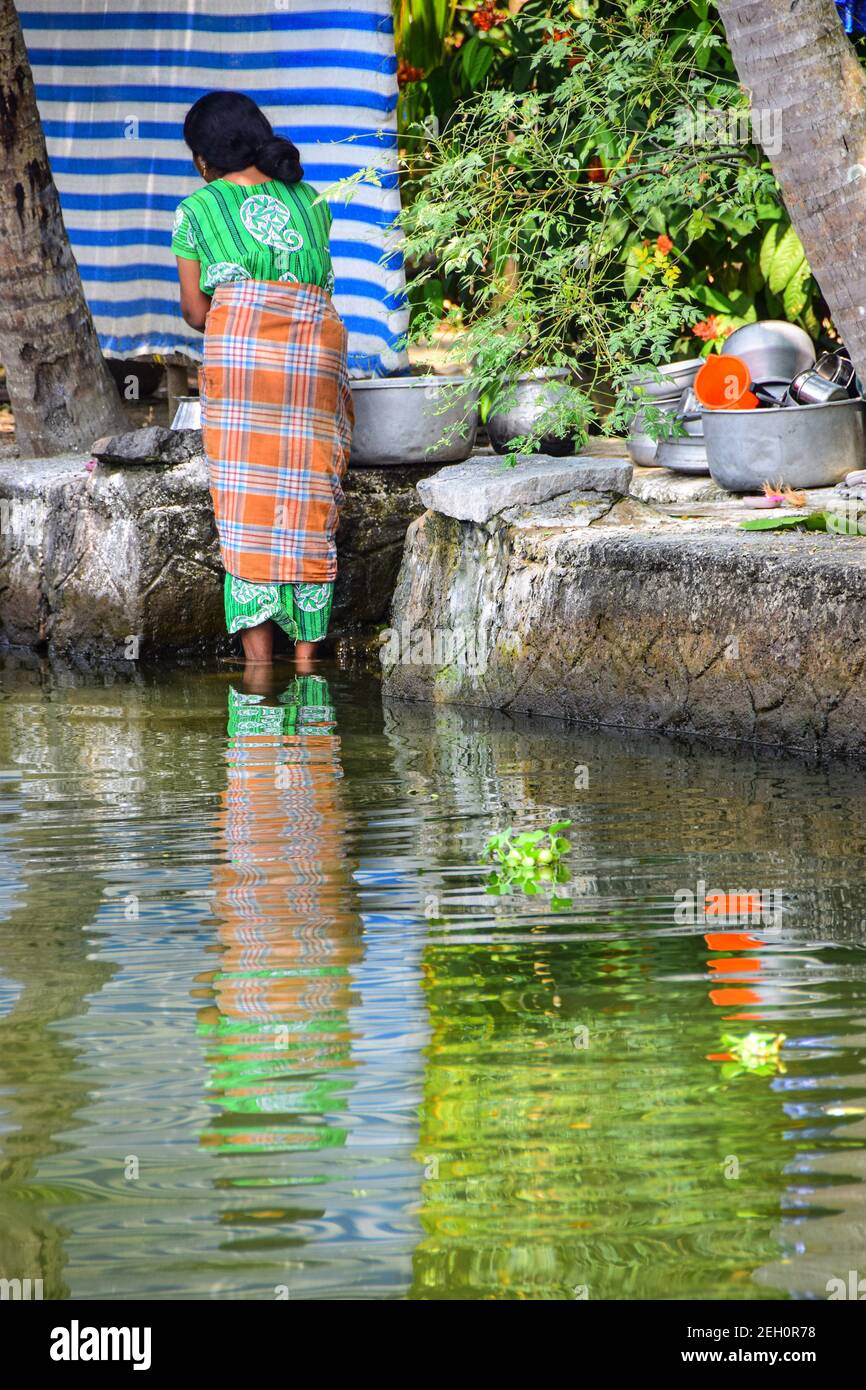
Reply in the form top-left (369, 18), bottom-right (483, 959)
top-left (240, 619), bottom-right (274, 666)
top-left (294, 640), bottom-right (317, 675)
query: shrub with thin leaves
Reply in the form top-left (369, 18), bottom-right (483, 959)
top-left (392, 0), bottom-right (819, 456)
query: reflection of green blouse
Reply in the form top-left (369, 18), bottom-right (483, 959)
top-left (171, 178), bottom-right (334, 294)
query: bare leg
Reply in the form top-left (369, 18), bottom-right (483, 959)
top-left (294, 640), bottom-right (317, 675)
top-left (240, 619), bottom-right (275, 666)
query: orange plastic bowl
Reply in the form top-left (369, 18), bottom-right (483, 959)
top-left (695, 354), bottom-right (756, 410)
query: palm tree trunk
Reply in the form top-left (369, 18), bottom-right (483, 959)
top-left (0, 0), bottom-right (126, 456)
top-left (717, 0), bottom-right (866, 376)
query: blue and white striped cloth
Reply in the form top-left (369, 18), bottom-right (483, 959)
top-left (19, 0), bottom-right (408, 375)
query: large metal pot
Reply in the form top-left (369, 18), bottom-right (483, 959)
top-left (487, 369), bottom-right (576, 455)
top-left (721, 321), bottom-right (814, 385)
top-left (703, 397), bottom-right (866, 492)
top-left (350, 375), bottom-right (478, 467)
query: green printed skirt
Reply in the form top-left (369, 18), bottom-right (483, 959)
top-left (224, 574), bottom-right (333, 643)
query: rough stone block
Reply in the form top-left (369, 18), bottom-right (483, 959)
top-left (91, 426), bottom-right (203, 467)
top-left (416, 452), bottom-right (633, 523)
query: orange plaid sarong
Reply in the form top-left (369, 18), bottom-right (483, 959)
top-left (200, 280), bottom-right (353, 583)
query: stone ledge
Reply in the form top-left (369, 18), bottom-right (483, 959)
top-left (416, 451), bottom-right (633, 523)
top-left (382, 506), bottom-right (866, 758)
top-left (0, 452), bottom-right (434, 655)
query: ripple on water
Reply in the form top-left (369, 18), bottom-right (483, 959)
top-left (0, 663), bottom-right (864, 1298)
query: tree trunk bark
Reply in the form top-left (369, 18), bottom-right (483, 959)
top-left (716, 0), bottom-right (866, 377)
top-left (0, 0), bottom-right (126, 456)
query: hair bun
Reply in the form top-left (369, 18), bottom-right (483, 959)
top-left (255, 135), bottom-right (303, 185)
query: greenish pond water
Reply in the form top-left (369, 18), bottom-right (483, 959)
top-left (0, 655), bottom-right (865, 1301)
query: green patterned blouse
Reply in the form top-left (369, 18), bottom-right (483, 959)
top-left (171, 178), bottom-right (334, 294)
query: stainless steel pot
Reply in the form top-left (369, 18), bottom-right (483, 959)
top-left (350, 375), bottom-right (478, 467)
top-left (703, 397), bottom-right (866, 491)
top-left (627, 384), bottom-right (704, 464)
top-left (171, 396), bottom-right (202, 430)
top-left (627, 400), bottom-right (680, 466)
top-left (487, 369), bottom-right (577, 455)
top-left (786, 370), bottom-right (848, 406)
top-left (721, 320), bottom-right (814, 385)
top-left (655, 436), bottom-right (710, 475)
top-left (628, 358), bottom-right (702, 400)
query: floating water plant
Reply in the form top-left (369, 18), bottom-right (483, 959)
top-left (483, 821), bottom-right (572, 897)
top-left (708, 1031), bottom-right (787, 1078)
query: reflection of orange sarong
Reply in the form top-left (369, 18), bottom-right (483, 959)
top-left (197, 679), bottom-right (360, 1152)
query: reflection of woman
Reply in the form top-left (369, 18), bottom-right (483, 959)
top-left (197, 675), bottom-right (361, 1163)
top-left (172, 92), bottom-right (352, 668)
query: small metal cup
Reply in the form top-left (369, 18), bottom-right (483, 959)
top-left (815, 351), bottom-right (856, 387)
top-left (785, 368), bottom-right (849, 406)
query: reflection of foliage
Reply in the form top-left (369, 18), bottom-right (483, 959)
top-left (482, 820), bottom-right (572, 897)
top-left (710, 1031), bottom-right (787, 1079)
top-left (385, 0), bottom-right (830, 454)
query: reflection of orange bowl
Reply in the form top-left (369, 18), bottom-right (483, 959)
top-left (705, 932), bottom-right (765, 950)
top-left (695, 354), bottom-right (756, 410)
top-left (709, 986), bottom-right (761, 1006)
top-left (705, 892), bottom-right (762, 917)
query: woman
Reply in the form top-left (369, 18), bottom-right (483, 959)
top-left (172, 91), bottom-right (352, 668)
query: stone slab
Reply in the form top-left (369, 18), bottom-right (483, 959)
top-left (416, 452), bottom-right (633, 523)
top-left (91, 425), bottom-right (203, 466)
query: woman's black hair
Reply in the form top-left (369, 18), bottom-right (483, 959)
top-left (183, 91), bottom-right (303, 185)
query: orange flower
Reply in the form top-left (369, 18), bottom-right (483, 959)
top-left (692, 315), bottom-right (723, 342)
top-left (472, 2), bottom-right (508, 29)
top-left (545, 27), bottom-right (583, 66)
top-left (656, 234), bottom-right (673, 255)
top-left (397, 60), bottom-right (424, 86)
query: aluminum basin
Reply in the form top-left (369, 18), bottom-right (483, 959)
top-left (703, 397), bottom-right (866, 492)
top-left (627, 358), bottom-right (702, 400)
top-left (487, 369), bottom-right (577, 455)
top-left (350, 375), bottom-right (478, 467)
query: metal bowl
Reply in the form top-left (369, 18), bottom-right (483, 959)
top-left (171, 395), bottom-right (201, 430)
top-left (627, 430), bottom-right (660, 467)
top-left (721, 321), bottom-right (814, 385)
top-left (350, 375), bottom-right (478, 467)
top-left (628, 358), bottom-right (702, 400)
top-left (487, 369), bottom-right (577, 455)
top-left (703, 397), bottom-right (866, 492)
top-left (656, 436), bottom-right (710, 475)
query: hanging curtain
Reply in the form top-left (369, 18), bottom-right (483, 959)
top-left (18, 0), bottom-right (408, 376)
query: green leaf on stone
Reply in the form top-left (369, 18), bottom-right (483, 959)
top-left (738, 513), bottom-right (810, 530)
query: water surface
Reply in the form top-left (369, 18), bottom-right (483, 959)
top-left (0, 655), bottom-right (865, 1300)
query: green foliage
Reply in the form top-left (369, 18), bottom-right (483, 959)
top-left (482, 820), bottom-right (572, 897)
top-left (393, 0), bottom-right (513, 135)
top-left (382, 0), bottom-right (829, 454)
